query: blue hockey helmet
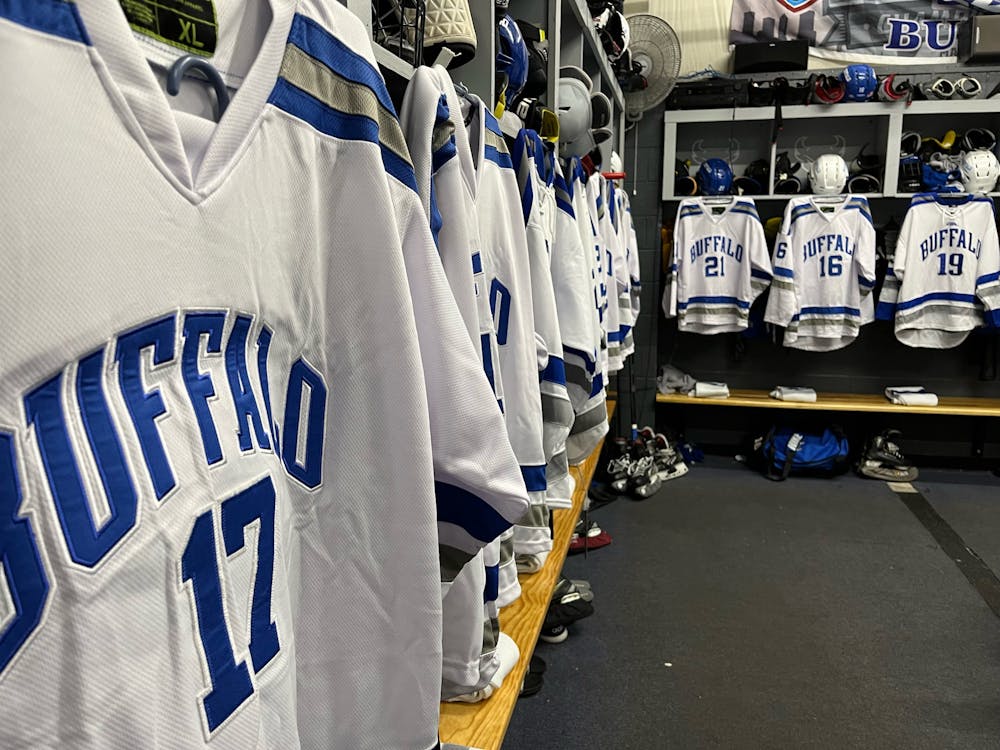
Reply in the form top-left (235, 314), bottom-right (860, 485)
top-left (840, 64), bottom-right (878, 102)
top-left (697, 158), bottom-right (734, 195)
top-left (497, 15), bottom-right (529, 104)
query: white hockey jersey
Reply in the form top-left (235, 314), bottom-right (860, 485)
top-left (464, 96), bottom-right (547, 605)
top-left (664, 198), bottom-right (772, 334)
top-left (400, 66), bottom-right (529, 698)
top-left (877, 194), bottom-right (1000, 348)
top-left (608, 180), bottom-right (636, 362)
top-left (764, 196), bottom-right (877, 351)
top-left (0, 3), bottom-right (508, 748)
top-left (564, 157), bottom-right (610, 465)
top-left (513, 129), bottom-right (574, 522)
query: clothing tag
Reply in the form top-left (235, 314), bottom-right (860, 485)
top-left (820, 205), bottom-right (835, 213)
top-left (711, 206), bottom-right (726, 215)
top-left (120, 0), bottom-right (218, 57)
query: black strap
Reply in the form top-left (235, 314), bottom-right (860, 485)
top-left (766, 432), bottom-right (802, 481)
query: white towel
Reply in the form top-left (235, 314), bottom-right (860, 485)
top-left (769, 386), bottom-right (817, 403)
top-left (694, 381), bottom-right (730, 399)
top-left (885, 386), bottom-right (939, 407)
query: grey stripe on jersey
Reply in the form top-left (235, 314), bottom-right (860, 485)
top-left (440, 544), bottom-right (475, 584)
top-left (564, 360), bottom-right (593, 396)
top-left (772, 279), bottom-right (795, 292)
top-left (897, 304), bottom-right (980, 326)
top-left (541, 393), bottom-right (576, 429)
top-left (572, 398), bottom-right (609, 436)
top-left (483, 127), bottom-right (509, 155)
top-left (280, 44), bottom-right (411, 165)
top-left (432, 118), bottom-right (455, 155)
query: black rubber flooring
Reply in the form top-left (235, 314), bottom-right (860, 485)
top-left (502, 461), bottom-right (1000, 750)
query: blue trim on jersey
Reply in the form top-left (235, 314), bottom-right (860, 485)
top-left (845, 204), bottom-right (874, 226)
top-left (798, 306), bottom-right (861, 317)
top-left (555, 171), bottom-right (573, 201)
top-left (520, 465), bottom-right (547, 493)
top-left (608, 329), bottom-right (624, 343)
top-left (268, 80), bottom-right (418, 192)
top-left (435, 481), bottom-right (513, 544)
top-left (897, 291), bottom-right (977, 311)
top-left (859, 276), bottom-right (876, 289)
top-left (484, 145), bottom-right (513, 170)
top-left (556, 196), bottom-right (575, 218)
top-left (679, 296), bottom-right (751, 310)
top-left (885, 268), bottom-right (897, 278)
top-left (678, 210), bottom-right (703, 220)
top-left (484, 109), bottom-right (504, 137)
top-left (563, 346), bottom-right (597, 374)
top-left (429, 177), bottom-right (444, 248)
top-left (483, 563), bottom-right (499, 604)
top-left (875, 301), bottom-right (896, 320)
top-left (751, 268), bottom-right (772, 281)
top-left (432, 140), bottom-right (457, 174)
top-left (541, 357), bottom-right (567, 386)
top-left (472, 252), bottom-right (483, 274)
top-left (730, 207), bottom-right (760, 219)
top-left (0, 0), bottom-right (90, 44)
top-left (977, 271), bottom-right (1000, 286)
top-left (590, 372), bottom-right (605, 398)
top-left (479, 333), bottom-right (496, 395)
top-left (520, 170), bottom-right (533, 225)
top-left (288, 15), bottom-right (395, 115)
top-left (774, 267), bottom-right (794, 279)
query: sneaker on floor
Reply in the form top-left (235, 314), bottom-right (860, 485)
top-left (519, 670), bottom-right (544, 697)
top-left (570, 579), bottom-right (594, 602)
top-left (544, 579), bottom-right (595, 629)
top-left (538, 624), bottom-right (568, 644)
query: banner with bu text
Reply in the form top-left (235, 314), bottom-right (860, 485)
top-left (730, 1), bottom-right (1000, 64)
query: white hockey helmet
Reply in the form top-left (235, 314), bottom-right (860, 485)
top-left (558, 69), bottom-right (595, 157)
top-left (960, 150), bottom-right (1000, 193)
top-left (809, 154), bottom-right (849, 195)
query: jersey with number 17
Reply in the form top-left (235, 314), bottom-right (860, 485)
top-left (663, 198), bottom-right (772, 334)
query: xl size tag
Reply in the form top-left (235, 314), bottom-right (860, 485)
top-left (120, 0), bottom-right (217, 57)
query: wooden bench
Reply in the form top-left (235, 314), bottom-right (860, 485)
top-left (656, 390), bottom-right (1000, 417)
top-left (438, 402), bottom-right (615, 750)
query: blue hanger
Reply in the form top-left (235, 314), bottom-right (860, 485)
top-left (166, 54), bottom-right (231, 121)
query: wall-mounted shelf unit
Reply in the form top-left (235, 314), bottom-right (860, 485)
top-left (663, 99), bottom-right (1000, 202)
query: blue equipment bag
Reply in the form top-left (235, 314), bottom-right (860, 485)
top-left (755, 426), bottom-right (849, 481)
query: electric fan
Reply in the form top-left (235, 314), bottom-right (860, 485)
top-left (620, 13), bottom-right (681, 121)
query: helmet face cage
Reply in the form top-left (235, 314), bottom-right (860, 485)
top-left (809, 154), bottom-right (849, 195)
top-left (961, 151), bottom-right (1000, 193)
top-left (697, 158), bottom-right (734, 195)
top-left (496, 14), bottom-right (529, 103)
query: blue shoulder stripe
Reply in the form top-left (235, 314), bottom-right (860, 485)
top-left (435, 481), bottom-right (513, 544)
top-left (774, 267), bottom-right (794, 279)
top-left (484, 109), bottom-right (504, 137)
top-left (556, 196), bottom-right (575, 218)
top-left (483, 564), bottom-right (499, 603)
top-left (590, 372), bottom-right (605, 398)
top-left (288, 14), bottom-right (394, 114)
top-left (1, 0), bottom-right (90, 44)
top-left (485, 145), bottom-right (513, 169)
top-left (268, 80), bottom-right (417, 192)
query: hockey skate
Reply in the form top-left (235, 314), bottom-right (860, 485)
top-left (857, 429), bottom-right (919, 482)
top-left (606, 437), bottom-right (633, 493)
top-left (637, 426), bottom-right (689, 482)
top-left (625, 439), bottom-right (663, 499)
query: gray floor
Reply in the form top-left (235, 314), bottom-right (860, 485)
top-left (503, 461), bottom-right (1000, 750)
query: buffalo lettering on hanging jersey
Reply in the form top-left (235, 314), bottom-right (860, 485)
top-left (918, 226), bottom-right (984, 261)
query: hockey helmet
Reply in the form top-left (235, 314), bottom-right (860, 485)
top-left (733, 176), bottom-right (763, 196)
top-left (594, 9), bottom-right (630, 61)
top-left (558, 69), bottom-right (595, 157)
top-left (812, 74), bottom-right (845, 104)
top-left (696, 158), bottom-right (734, 196)
top-left (809, 154), bottom-right (849, 195)
top-left (960, 150), bottom-right (1000, 193)
top-left (745, 158), bottom-right (770, 186)
top-left (840, 64), bottom-right (878, 102)
top-left (496, 15), bottom-right (529, 104)
top-left (960, 127), bottom-right (997, 153)
top-left (900, 131), bottom-right (922, 159)
top-left (877, 74), bottom-right (912, 103)
top-left (516, 19), bottom-right (548, 100)
top-left (847, 174), bottom-right (881, 194)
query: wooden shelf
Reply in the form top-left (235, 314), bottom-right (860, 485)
top-left (656, 390), bottom-right (1000, 418)
top-left (439, 402), bottom-right (615, 750)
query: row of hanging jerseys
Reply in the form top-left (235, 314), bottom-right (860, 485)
top-left (663, 193), bottom-right (1000, 350)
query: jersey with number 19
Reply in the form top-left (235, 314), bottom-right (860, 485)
top-left (0, 2), bottom-right (484, 748)
top-left (877, 193), bottom-right (1000, 348)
